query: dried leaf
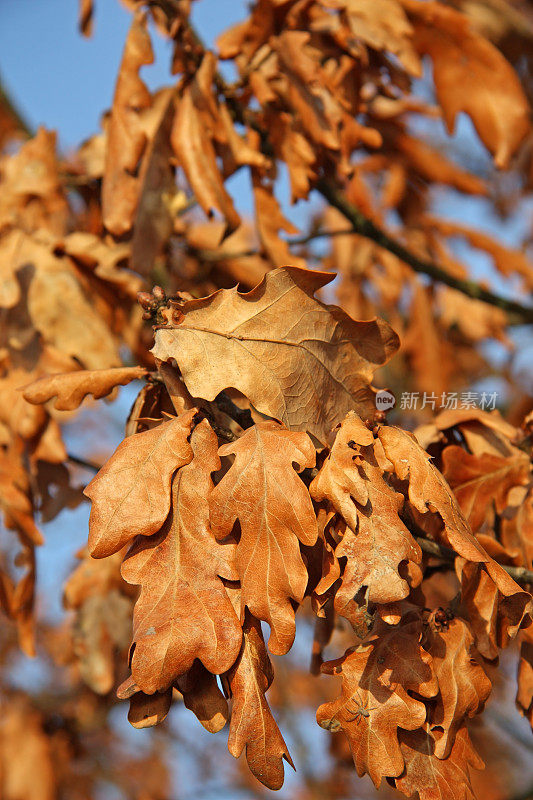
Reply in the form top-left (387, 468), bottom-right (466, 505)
top-left (210, 421), bottom-right (317, 654)
top-left (311, 412), bottom-right (422, 609)
top-left (23, 366), bottom-right (147, 411)
top-left (102, 13), bottom-right (154, 235)
top-left (426, 618), bottom-right (491, 758)
top-left (225, 610), bottom-right (294, 790)
top-left (404, 0), bottom-right (530, 167)
top-left (379, 426), bottom-right (531, 659)
top-left (171, 66), bottom-right (239, 233)
top-left (85, 409), bottom-right (196, 558)
top-left (344, 0), bottom-right (422, 76)
top-left (317, 640), bottom-right (427, 785)
top-left (395, 726), bottom-right (484, 800)
top-left (176, 660), bottom-right (230, 733)
top-left (79, 0), bottom-right (93, 36)
top-left (121, 419), bottom-right (242, 691)
top-left (128, 688), bottom-right (173, 729)
top-left (442, 445), bottom-right (530, 533)
top-left (251, 176), bottom-right (306, 266)
top-left (378, 426), bottom-right (528, 601)
top-left (152, 267), bottom-right (399, 444)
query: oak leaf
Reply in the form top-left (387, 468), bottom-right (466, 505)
top-left (85, 409), bottom-right (197, 558)
top-left (152, 267), bottom-right (399, 444)
top-left (251, 175), bottom-right (306, 267)
top-left (395, 726), bottom-right (484, 800)
top-left (127, 688), bottom-right (172, 729)
top-left (442, 444), bottom-right (530, 533)
top-left (210, 421), bottom-right (317, 654)
top-left (344, 0), bottom-right (422, 76)
top-left (378, 426), bottom-right (526, 596)
top-left (102, 13), bottom-right (153, 236)
top-left (426, 618), bottom-right (491, 758)
top-left (310, 412), bottom-right (422, 608)
top-left (317, 640), bottom-right (427, 786)
top-left (403, 0), bottom-right (530, 168)
top-left (63, 548), bottom-right (133, 695)
top-left (379, 426), bottom-right (531, 654)
top-left (23, 366), bottom-right (147, 411)
top-left (224, 610), bottom-right (294, 790)
top-left (120, 419), bottom-right (242, 691)
top-left (176, 660), bottom-right (230, 734)
top-left (171, 55), bottom-right (240, 234)
top-left (458, 559), bottom-right (530, 660)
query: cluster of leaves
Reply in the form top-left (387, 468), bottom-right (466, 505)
top-left (1, 0), bottom-right (533, 798)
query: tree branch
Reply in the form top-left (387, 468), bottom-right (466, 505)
top-left (67, 453), bottom-right (101, 473)
top-left (316, 178), bottom-right (533, 325)
top-left (163, 8), bottom-right (533, 326)
top-left (416, 535), bottom-right (533, 587)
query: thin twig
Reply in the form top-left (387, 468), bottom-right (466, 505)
top-left (192, 227), bottom-right (360, 262)
top-left (416, 535), bottom-right (533, 587)
top-left (67, 453), bottom-right (101, 473)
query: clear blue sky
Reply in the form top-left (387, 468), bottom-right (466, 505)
top-left (0, 0), bottom-right (247, 148)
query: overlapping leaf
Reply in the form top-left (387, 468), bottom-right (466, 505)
top-left (442, 445), bottom-right (530, 533)
top-left (120, 419), bottom-right (242, 691)
top-left (425, 618), bottom-right (491, 758)
top-left (85, 409), bottom-right (196, 558)
top-left (210, 420), bottom-right (317, 654)
top-left (394, 726), bottom-right (484, 800)
top-left (224, 610), bottom-right (293, 790)
top-left (152, 267), bottom-right (399, 444)
top-left (311, 412), bottom-right (422, 607)
top-left (317, 635), bottom-right (428, 786)
top-left (379, 425), bottom-right (531, 654)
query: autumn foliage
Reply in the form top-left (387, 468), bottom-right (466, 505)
top-left (2, 0), bottom-right (533, 798)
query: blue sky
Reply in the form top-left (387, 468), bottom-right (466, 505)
top-left (0, 0), bottom-right (248, 148)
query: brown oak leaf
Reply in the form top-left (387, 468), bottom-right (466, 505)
top-left (120, 419), bottom-right (242, 691)
top-left (317, 640), bottom-right (427, 786)
top-left (310, 412), bottom-right (422, 609)
top-left (379, 426), bottom-right (531, 656)
top-left (426, 617), bottom-right (491, 758)
top-left (85, 409), bottom-right (197, 558)
top-left (176, 660), bottom-right (230, 734)
top-left (210, 421), bottom-right (317, 654)
top-left (442, 445), bottom-right (530, 533)
top-left (23, 366), bottom-right (147, 411)
top-left (102, 13), bottom-right (153, 235)
top-left (403, 0), bottom-right (530, 168)
top-left (152, 267), bottom-right (399, 444)
top-left (394, 726), bottom-right (484, 800)
top-left (171, 54), bottom-right (239, 234)
top-left (379, 426), bottom-right (528, 596)
top-left (224, 610), bottom-right (294, 790)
